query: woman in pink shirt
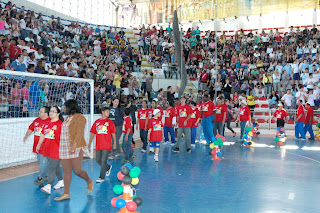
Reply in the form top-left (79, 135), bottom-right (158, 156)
top-left (11, 81), bottom-right (22, 117)
top-left (0, 14), bottom-right (6, 34)
top-left (240, 54), bottom-right (249, 70)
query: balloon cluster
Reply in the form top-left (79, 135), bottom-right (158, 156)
top-left (242, 127), bottom-right (255, 147)
top-left (111, 163), bottom-right (143, 213)
top-left (209, 135), bottom-right (224, 160)
top-left (251, 121), bottom-right (260, 137)
top-left (274, 127), bottom-right (287, 146)
top-left (315, 124), bottom-right (320, 140)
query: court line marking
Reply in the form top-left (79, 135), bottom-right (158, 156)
top-left (284, 151), bottom-right (320, 164)
top-left (223, 180), bottom-right (250, 209)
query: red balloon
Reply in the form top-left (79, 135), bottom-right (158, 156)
top-left (126, 201), bottom-right (137, 212)
top-left (111, 197), bottom-right (118, 208)
top-left (131, 144), bottom-right (135, 149)
top-left (117, 171), bottom-right (125, 181)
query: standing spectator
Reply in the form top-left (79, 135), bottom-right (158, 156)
top-left (146, 73), bottom-right (153, 100)
top-left (304, 102), bottom-right (314, 140)
top-left (295, 100), bottom-right (306, 140)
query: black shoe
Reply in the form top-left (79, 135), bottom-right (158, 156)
top-left (309, 138), bottom-right (315, 140)
top-left (187, 149), bottom-right (191, 153)
top-left (34, 177), bottom-right (44, 186)
top-left (172, 148), bottom-right (180, 153)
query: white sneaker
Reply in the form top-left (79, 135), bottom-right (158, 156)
top-left (170, 143), bottom-right (175, 146)
top-left (195, 140), bottom-right (200, 143)
top-left (96, 178), bottom-right (105, 183)
top-left (154, 155), bottom-right (159, 162)
top-left (164, 141), bottom-right (169, 144)
top-left (54, 180), bottom-right (64, 190)
top-left (149, 147), bottom-right (154, 153)
top-left (106, 165), bottom-right (112, 177)
top-left (191, 144), bottom-right (196, 147)
top-left (41, 184), bottom-right (51, 195)
top-left (141, 149), bottom-right (146, 153)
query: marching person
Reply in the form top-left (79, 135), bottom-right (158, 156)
top-left (88, 107), bottom-right (116, 183)
top-left (36, 106), bottom-right (64, 195)
top-left (23, 106), bottom-right (51, 186)
top-left (172, 96), bottom-right (192, 153)
top-left (148, 109), bottom-right (164, 162)
top-left (236, 100), bottom-right (251, 140)
top-left (163, 101), bottom-right (176, 145)
top-left (200, 95), bottom-right (215, 145)
top-left (272, 103), bottom-right (289, 128)
top-left (55, 100), bottom-right (93, 201)
top-left (304, 102), bottom-right (314, 140)
top-left (214, 97), bottom-right (227, 136)
top-left (295, 100), bottom-right (306, 140)
top-left (137, 100), bottom-right (149, 153)
top-left (189, 101), bottom-right (201, 147)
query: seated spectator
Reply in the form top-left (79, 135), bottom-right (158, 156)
top-left (11, 54), bottom-right (27, 72)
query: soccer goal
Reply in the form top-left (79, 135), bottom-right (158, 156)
top-left (0, 70), bottom-right (95, 169)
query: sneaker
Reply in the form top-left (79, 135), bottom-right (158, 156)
top-left (41, 184), bottom-right (51, 195)
top-left (301, 138), bottom-right (307, 141)
top-left (191, 144), bottom-right (196, 147)
top-left (309, 138), bottom-right (315, 140)
top-left (96, 178), bottom-right (105, 183)
top-left (115, 153), bottom-right (121, 157)
top-left (187, 149), bottom-right (191, 153)
top-left (141, 149), bottom-right (146, 153)
top-left (172, 148), bottom-right (180, 153)
top-left (108, 155), bottom-right (114, 160)
top-left (164, 141), bottom-right (169, 144)
top-left (106, 165), bottom-right (112, 177)
top-left (34, 177), bottom-right (44, 186)
top-left (170, 143), bottom-right (175, 146)
top-left (154, 155), bottom-right (159, 162)
top-left (149, 147), bottom-right (154, 153)
top-left (54, 180), bottom-right (64, 190)
top-left (195, 140), bottom-right (200, 143)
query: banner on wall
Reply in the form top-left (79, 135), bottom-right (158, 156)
top-left (152, 68), bottom-right (164, 75)
top-left (147, 0), bottom-right (318, 24)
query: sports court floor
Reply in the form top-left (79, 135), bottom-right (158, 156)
top-left (0, 136), bottom-right (319, 213)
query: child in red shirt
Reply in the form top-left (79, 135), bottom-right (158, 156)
top-left (148, 109), bottom-right (164, 162)
top-left (137, 100), bottom-right (149, 152)
top-left (36, 106), bottom-right (64, 195)
top-left (189, 101), bottom-right (201, 146)
top-left (122, 108), bottom-right (135, 164)
top-left (89, 107), bottom-right (116, 183)
top-left (164, 101), bottom-right (176, 145)
top-left (236, 100), bottom-right (251, 140)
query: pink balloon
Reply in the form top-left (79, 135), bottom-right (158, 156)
top-left (131, 144), bottom-right (135, 149)
top-left (118, 195), bottom-right (123, 198)
top-left (121, 183), bottom-right (125, 187)
top-left (126, 201), bottom-right (137, 212)
top-left (111, 197), bottom-right (118, 208)
top-left (117, 171), bottom-right (125, 181)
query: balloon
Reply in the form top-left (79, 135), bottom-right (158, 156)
top-left (280, 128), bottom-right (284, 131)
top-left (116, 198), bottom-right (126, 209)
top-left (131, 144), bottom-right (135, 149)
top-left (126, 201), bottom-right (137, 212)
top-left (133, 197), bottom-right (143, 207)
top-left (217, 138), bottom-right (222, 143)
top-left (113, 185), bottom-right (123, 195)
top-left (122, 175), bottom-right (132, 185)
top-left (111, 197), bottom-right (118, 208)
top-left (124, 163), bottom-right (133, 170)
top-left (117, 171), bottom-right (125, 181)
top-left (121, 166), bottom-right (130, 175)
top-left (248, 132), bottom-right (252, 136)
top-left (129, 167), bottom-right (141, 178)
top-left (244, 141), bottom-right (248, 145)
top-left (121, 183), bottom-right (125, 187)
top-left (245, 127), bottom-right (251, 131)
top-left (131, 177), bottom-right (139, 185)
top-left (219, 141), bottom-right (224, 147)
top-left (118, 195), bottom-right (123, 198)
top-left (274, 137), bottom-right (279, 142)
top-left (214, 140), bottom-right (219, 146)
top-left (209, 143), bottom-right (215, 149)
top-left (243, 135), bottom-right (248, 139)
top-left (217, 152), bottom-right (222, 157)
top-left (257, 131), bottom-right (260, 134)
top-left (277, 127), bottom-right (280, 131)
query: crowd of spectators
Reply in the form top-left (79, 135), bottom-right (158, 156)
top-left (138, 23), bottom-right (320, 113)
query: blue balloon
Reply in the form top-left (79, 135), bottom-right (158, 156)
top-left (244, 135), bottom-right (248, 139)
top-left (217, 152), bottom-right (222, 157)
top-left (277, 127), bottom-right (280, 131)
top-left (245, 131), bottom-right (249, 134)
top-left (124, 163), bottom-right (133, 170)
top-left (116, 198), bottom-right (126, 209)
top-left (253, 124), bottom-right (256, 127)
top-left (244, 141), bottom-right (248, 145)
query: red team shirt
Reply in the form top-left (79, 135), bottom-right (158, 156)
top-left (28, 117), bottom-right (51, 153)
top-left (189, 108), bottom-right (201, 127)
top-left (274, 109), bottom-right (289, 120)
top-left (222, 103), bottom-right (228, 121)
top-left (164, 107), bottom-right (175, 127)
top-left (215, 104), bottom-right (227, 122)
top-left (41, 120), bottom-right (63, 159)
top-left (137, 108), bottom-right (148, 129)
top-left (239, 106), bottom-right (251, 121)
top-left (148, 117), bottom-right (163, 142)
top-left (123, 116), bottom-right (133, 133)
top-left (90, 118), bottom-right (116, 151)
top-left (201, 101), bottom-right (215, 117)
top-left (305, 108), bottom-right (314, 124)
top-left (296, 105), bottom-right (306, 123)
top-left (177, 104), bottom-right (192, 128)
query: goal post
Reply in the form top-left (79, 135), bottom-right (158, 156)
top-left (0, 70), bottom-right (95, 169)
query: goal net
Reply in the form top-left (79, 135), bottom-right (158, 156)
top-left (0, 70), bottom-right (95, 169)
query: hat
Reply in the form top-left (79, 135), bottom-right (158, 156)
top-left (153, 98), bottom-right (158, 102)
top-left (153, 109), bottom-right (160, 115)
top-left (241, 100), bottom-right (247, 105)
top-left (306, 102), bottom-right (311, 105)
top-left (278, 103), bottom-right (283, 106)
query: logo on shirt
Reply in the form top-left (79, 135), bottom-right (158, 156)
top-left (191, 113), bottom-right (196, 118)
top-left (34, 127), bottom-right (42, 136)
top-left (202, 105), bottom-right (208, 111)
top-left (97, 124), bottom-right (108, 134)
top-left (35, 122), bottom-right (39, 126)
top-left (153, 123), bottom-right (161, 131)
top-left (180, 111), bottom-right (187, 117)
top-left (165, 111), bottom-right (170, 117)
top-left (240, 110), bottom-right (245, 115)
top-left (52, 125), bottom-right (57, 130)
top-left (44, 129), bottom-right (55, 139)
top-left (277, 113), bottom-right (282, 118)
top-left (216, 108), bottom-right (221, 114)
top-left (140, 113), bottom-right (147, 119)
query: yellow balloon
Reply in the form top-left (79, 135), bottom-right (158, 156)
top-left (248, 132), bottom-right (253, 136)
top-left (209, 143), bottom-right (215, 149)
top-left (316, 131), bottom-right (319, 135)
top-left (251, 142), bottom-right (255, 145)
top-left (131, 177), bottom-right (139, 185)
